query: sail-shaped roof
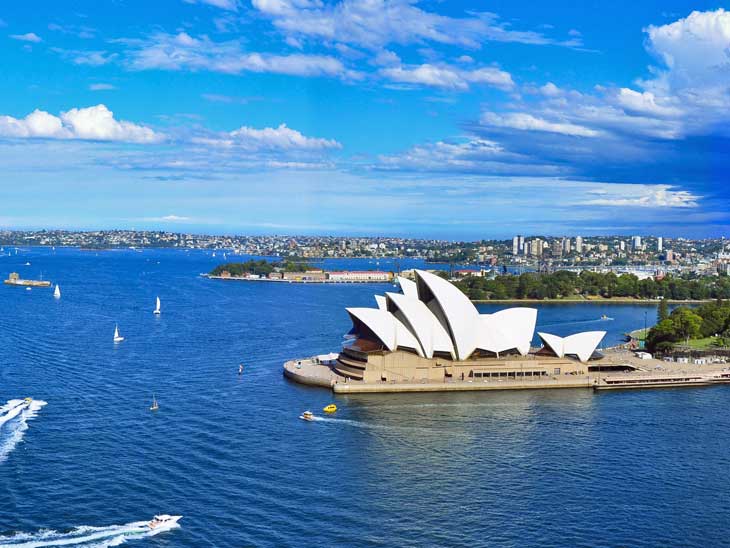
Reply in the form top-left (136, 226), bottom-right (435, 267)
top-left (385, 292), bottom-right (455, 359)
top-left (346, 307), bottom-right (423, 356)
top-left (477, 308), bottom-right (537, 355)
top-left (537, 331), bottom-right (606, 362)
top-left (414, 270), bottom-right (479, 360)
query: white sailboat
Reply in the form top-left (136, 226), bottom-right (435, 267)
top-left (150, 394), bottom-right (159, 411)
top-left (53, 284), bottom-right (61, 299)
top-left (113, 324), bottom-right (124, 343)
top-left (153, 296), bottom-right (161, 315)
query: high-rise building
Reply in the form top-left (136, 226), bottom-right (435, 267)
top-left (575, 236), bottom-right (583, 254)
top-left (619, 240), bottom-right (626, 252)
top-left (518, 235), bottom-right (525, 255)
top-left (632, 235), bottom-right (642, 251)
top-left (562, 237), bottom-right (571, 254)
top-left (657, 237), bottom-right (663, 252)
top-left (512, 236), bottom-right (520, 255)
top-left (551, 240), bottom-right (562, 257)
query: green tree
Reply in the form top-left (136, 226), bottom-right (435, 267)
top-left (671, 308), bottom-right (703, 344)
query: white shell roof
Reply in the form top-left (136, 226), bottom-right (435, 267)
top-left (477, 308), bottom-right (537, 355)
top-left (397, 276), bottom-right (418, 299)
top-left (538, 331), bottom-right (606, 362)
top-left (414, 270), bottom-right (479, 360)
top-left (385, 292), bottom-right (455, 359)
top-left (346, 307), bottom-right (423, 356)
top-left (345, 272), bottom-right (605, 364)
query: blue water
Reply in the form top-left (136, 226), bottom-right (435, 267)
top-left (1, 248), bottom-right (729, 547)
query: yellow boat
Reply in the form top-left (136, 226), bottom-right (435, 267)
top-left (323, 404), bottom-right (337, 413)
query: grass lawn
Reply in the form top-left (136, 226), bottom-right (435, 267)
top-left (685, 337), bottom-right (722, 349)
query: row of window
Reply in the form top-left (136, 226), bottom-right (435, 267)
top-left (472, 370), bottom-right (551, 378)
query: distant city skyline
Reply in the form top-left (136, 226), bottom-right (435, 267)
top-left (1, 1), bottom-right (729, 238)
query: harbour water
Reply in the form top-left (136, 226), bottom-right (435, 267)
top-left (1, 248), bottom-right (728, 547)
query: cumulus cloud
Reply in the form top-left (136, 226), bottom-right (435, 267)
top-left (120, 32), bottom-right (355, 79)
top-left (250, 0), bottom-right (580, 50)
top-left (192, 123), bottom-right (341, 151)
top-left (10, 32), bottom-right (42, 43)
top-left (381, 63), bottom-right (514, 90)
top-left (0, 105), bottom-right (163, 143)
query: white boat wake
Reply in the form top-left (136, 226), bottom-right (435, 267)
top-left (0, 399), bottom-right (47, 463)
top-left (0, 519), bottom-right (180, 547)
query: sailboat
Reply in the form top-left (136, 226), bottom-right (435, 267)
top-left (53, 284), bottom-right (61, 299)
top-left (153, 296), bottom-right (161, 315)
top-left (113, 324), bottom-right (125, 343)
top-left (150, 394), bottom-right (159, 411)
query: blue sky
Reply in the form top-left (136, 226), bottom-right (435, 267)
top-left (0, 0), bottom-right (729, 239)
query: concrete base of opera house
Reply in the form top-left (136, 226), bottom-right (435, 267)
top-left (283, 349), bottom-right (730, 394)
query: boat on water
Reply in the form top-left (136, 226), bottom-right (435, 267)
top-left (113, 325), bottom-right (125, 343)
top-left (147, 515), bottom-right (181, 530)
top-left (300, 410), bottom-right (314, 421)
top-left (600, 314), bottom-right (614, 321)
top-left (23, 262), bottom-right (31, 266)
top-left (53, 284), bottom-right (61, 298)
top-left (150, 394), bottom-right (159, 411)
top-left (153, 296), bottom-right (161, 315)
top-left (323, 404), bottom-right (337, 413)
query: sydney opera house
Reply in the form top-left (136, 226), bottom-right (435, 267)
top-left (333, 270), bottom-right (607, 384)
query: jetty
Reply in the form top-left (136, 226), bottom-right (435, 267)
top-left (4, 272), bottom-right (51, 287)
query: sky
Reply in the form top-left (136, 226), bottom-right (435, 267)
top-left (0, 0), bottom-right (729, 239)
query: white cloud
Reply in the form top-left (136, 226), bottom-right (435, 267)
top-left (251, 0), bottom-right (580, 50)
top-left (121, 32), bottom-right (355, 79)
top-left (183, 0), bottom-right (239, 11)
top-left (645, 9), bottom-right (730, 91)
top-left (10, 32), bottom-right (42, 43)
top-left (192, 123), bottom-right (341, 151)
top-left (612, 88), bottom-right (682, 118)
top-left (381, 63), bottom-right (513, 90)
top-left (0, 105), bottom-right (163, 144)
top-left (584, 185), bottom-right (699, 208)
top-left (52, 48), bottom-right (118, 66)
top-left (89, 83), bottom-right (116, 91)
top-left (480, 111), bottom-right (600, 137)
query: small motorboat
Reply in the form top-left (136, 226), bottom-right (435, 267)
top-left (323, 404), bottom-right (337, 413)
top-left (300, 410), bottom-right (314, 421)
top-left (23, 397), bottom-right (33, 405)
top-left (147, 514), bottom-right (182, 530)
top-left (600, 314), bottom-right (614, 321)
